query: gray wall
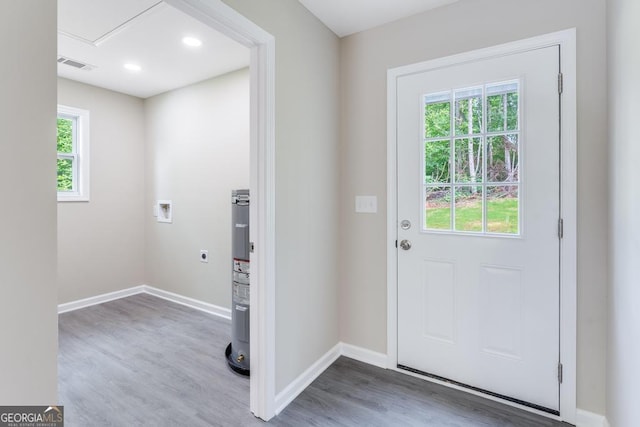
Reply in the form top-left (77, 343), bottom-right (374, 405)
top-left (57, 78), bottom-right (146, 304)
top-left (607, 0), bottom-right (640, 425)
top-left (144, 68), bottom-right (250, 307)
top-left (338, 0), bottom-right (607, 414)
top-left (221, 0), bottom-right (342, 394)
top-left (0, 0), bottom-right (58, 404)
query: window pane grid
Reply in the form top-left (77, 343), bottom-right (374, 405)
top-left (423, 80), bottom-right (520, 235)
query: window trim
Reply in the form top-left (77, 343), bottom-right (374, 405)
top-left (57, 104), bottom-right (90, 202)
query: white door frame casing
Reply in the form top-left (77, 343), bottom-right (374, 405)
top-left (164, 0), bottom-right (276, 420)
top-left (386, 29), bottom-right (577, 424)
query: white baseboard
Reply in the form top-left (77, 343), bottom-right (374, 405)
top-left (274, 342), bottom-right (342, 415)
top-left (58, 285), bottom-right (145, 314)
top-left (58, 284), bottom-right (231, 321)
top-left (310, 343), bottom-right (603, 427)
top-left (576, 409), bottom-right (609, 427)
top-left (274, 342), bottom-right (386, 415)
top-left (143, 285), bottom-right (231, 321)
top-left (341, 342), bottom-right (388, 369)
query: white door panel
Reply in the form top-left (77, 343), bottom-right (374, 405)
top-left (397, 46), bottom-right (560, 412)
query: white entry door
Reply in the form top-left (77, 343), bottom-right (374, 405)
top-left (397, 46), bottom-right (561, 413)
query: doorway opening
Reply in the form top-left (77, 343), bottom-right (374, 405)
top-left (56, 0), bottom-right (276, 420)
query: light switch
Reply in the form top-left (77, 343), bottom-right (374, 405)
top-left (355, 196), bottom-right (377, 213)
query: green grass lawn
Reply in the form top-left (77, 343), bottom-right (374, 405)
top-left (426, 197), bottom-right (519, 234)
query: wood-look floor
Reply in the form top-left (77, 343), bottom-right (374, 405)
top-left (58, 294), bottom-right (570, 426)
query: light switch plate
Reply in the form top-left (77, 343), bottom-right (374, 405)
top-left (355, 196), bottom-right (377, 213)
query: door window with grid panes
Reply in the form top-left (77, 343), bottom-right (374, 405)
top-left (423, 81), bottom-right (520, 235)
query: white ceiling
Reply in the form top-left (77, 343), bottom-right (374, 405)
top-left (58, 0), bottom-right (250, 99)
top-left (298, 0), bottom-right (459, 37)
top-left (58, 0), bottom-right (460, 98)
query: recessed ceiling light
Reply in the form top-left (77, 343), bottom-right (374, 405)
top-left (182, 36), bottom-right (202, 47)
top-left (124, 63), bottom-right (141, 72)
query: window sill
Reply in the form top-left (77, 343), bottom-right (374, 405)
top-left (57, 193), bottom-right (90, 203)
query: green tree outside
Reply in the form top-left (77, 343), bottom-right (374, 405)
top-left (57, 118), bottom-right (73, 191)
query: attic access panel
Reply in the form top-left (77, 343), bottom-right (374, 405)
top-left (58, 0), bottom-right (160, 44)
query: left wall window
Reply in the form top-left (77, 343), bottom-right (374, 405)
top-left (57, 105), bottom-right (90, 202)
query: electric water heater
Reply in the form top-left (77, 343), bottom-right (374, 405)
top-left (225, 189), bottom-right (250, 376)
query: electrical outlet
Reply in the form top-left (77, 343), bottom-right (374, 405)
top-left (200, 250), bottom-right (209, 263)
top-left (157, 200), bottom-right (172, 223)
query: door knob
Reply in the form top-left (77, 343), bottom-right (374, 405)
top-left (400, 239), bottom-right (412, 250)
